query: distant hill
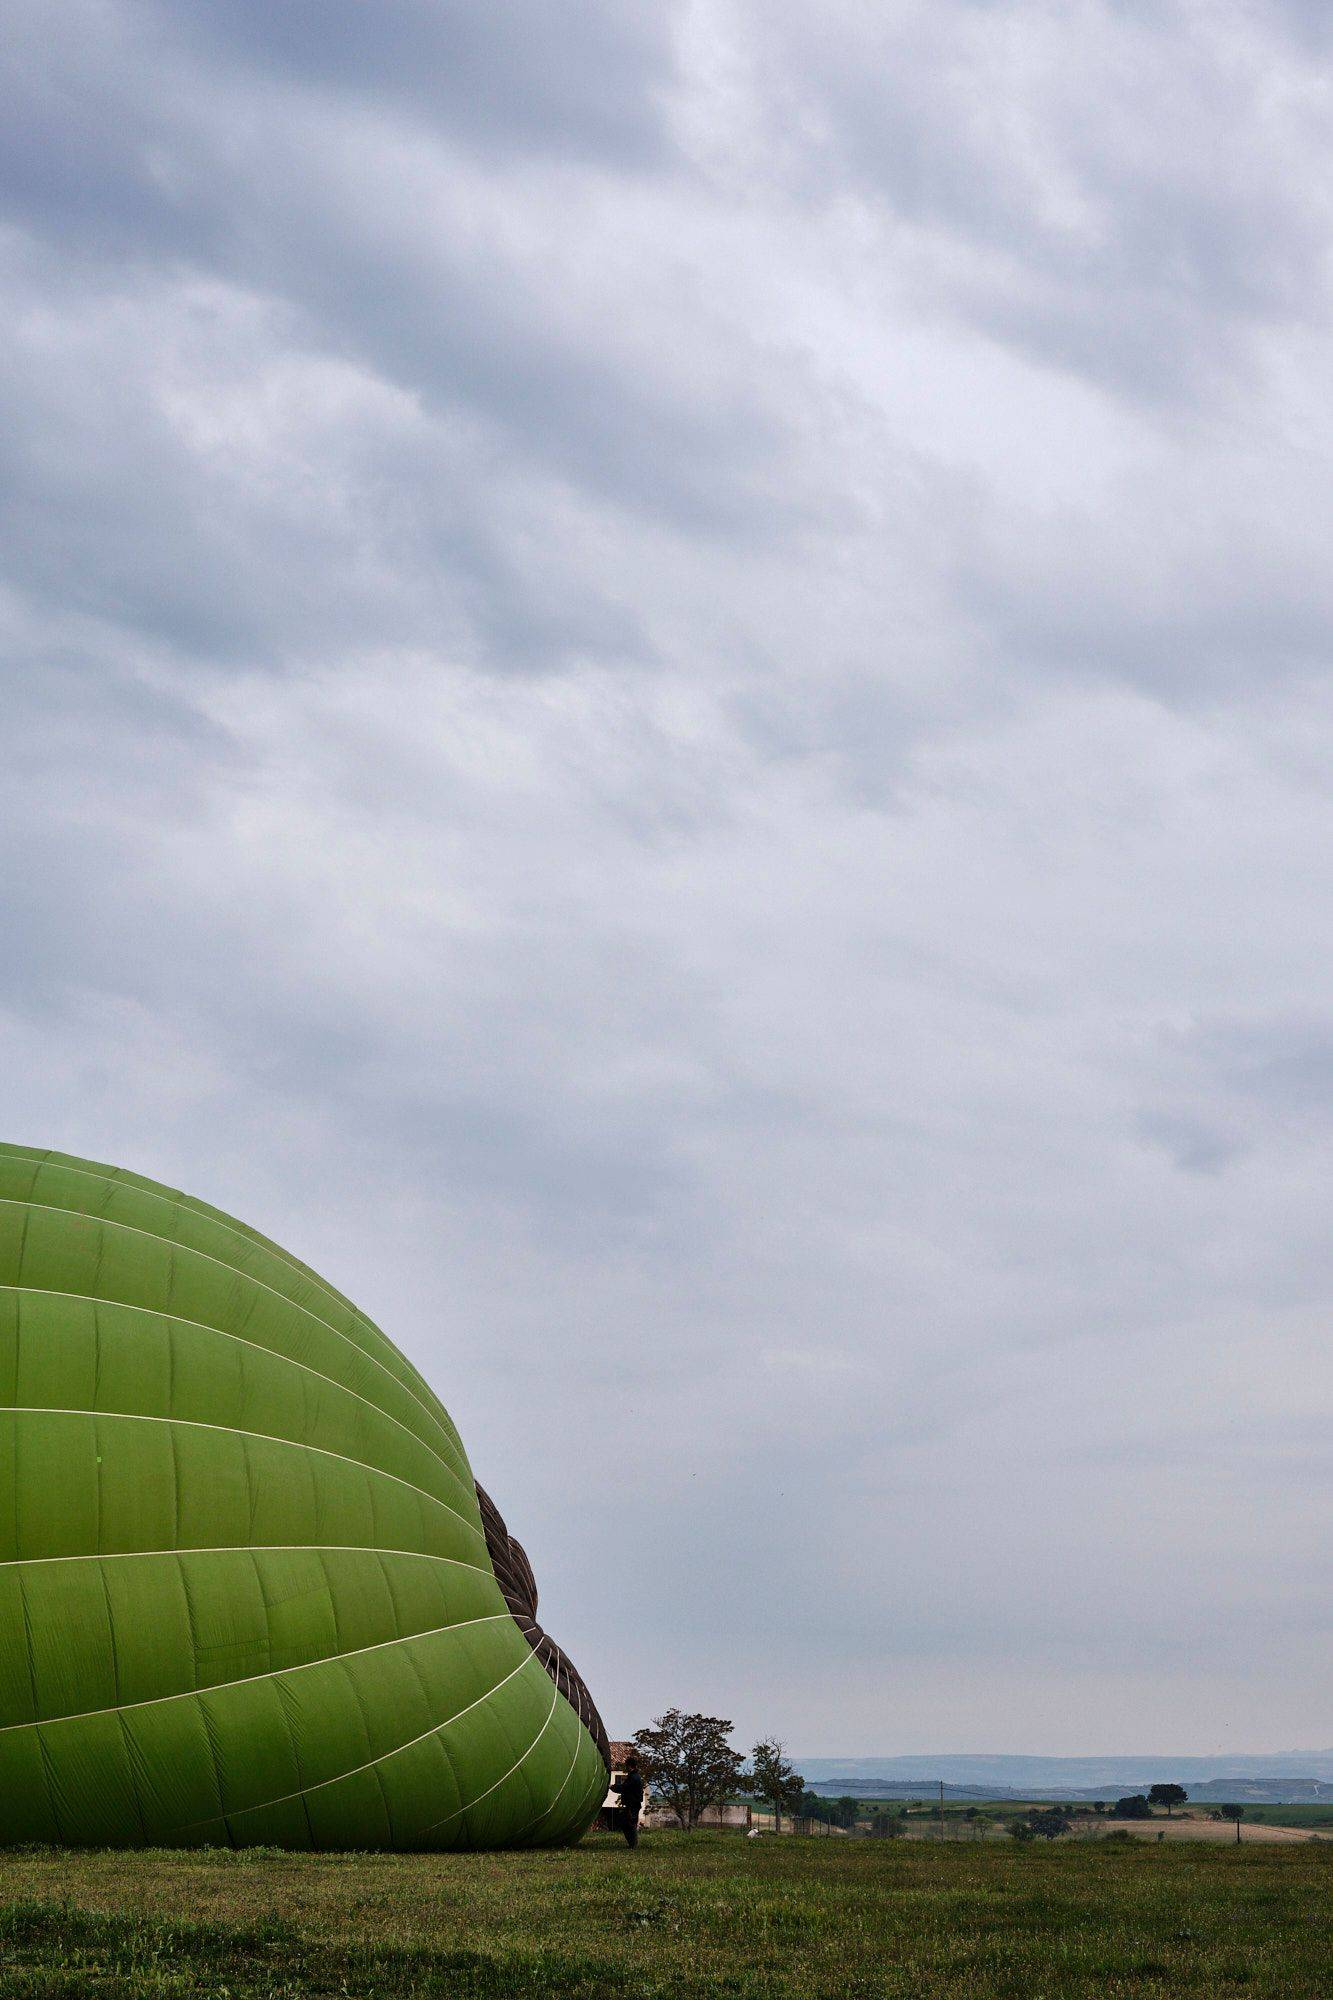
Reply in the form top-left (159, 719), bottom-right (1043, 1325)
top-left (796, 1752), bottom-right (1333, 1805)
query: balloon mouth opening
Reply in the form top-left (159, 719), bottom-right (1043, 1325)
top-left (475, 1482), bottom-right (611, 1775)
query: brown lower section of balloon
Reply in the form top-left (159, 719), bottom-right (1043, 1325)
top-left (475, 1483), bottom-right (611, 1777)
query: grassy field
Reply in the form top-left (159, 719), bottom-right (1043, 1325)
top-left (0, 1833), bottom-right (1330, 1998)
top-left (1241, 1805), bottom-right (1333, 1831)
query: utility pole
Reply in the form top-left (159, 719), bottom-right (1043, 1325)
top-left (938, 1780), bottom-right (945, 1842)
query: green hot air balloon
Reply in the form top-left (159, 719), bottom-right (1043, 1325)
top-left (0, 1144), bottom-right (609, 1849)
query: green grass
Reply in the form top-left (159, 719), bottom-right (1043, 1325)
top-left (1240, 1805), bottom-right (1333, 1831)
top-left (0, 1832), bottom-right (1329, 1997)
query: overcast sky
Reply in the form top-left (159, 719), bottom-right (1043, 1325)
top-left (3, 0), bottom-right (1331, 1757)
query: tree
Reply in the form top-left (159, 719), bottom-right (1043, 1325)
top-left (1114, 1794), bottom-right (1153, 1820)
top-left (1008, 1817), bottom-right (1036, 1842)
top-left (1220, 1803), bottom-right (1245, 1845)
top-left (750, 1739), bottom-right (805, 1835)
top-left (832, 1795), bottom-right (861, 1830)
top-left (633, 1710), bottom-right (747, 1831)
top-left (1093, 1800), bottom-right (1107, 1815)
top-left (1027, 1808), bottom-right (1072, 1840)
top-left (798, 1788), bottom-right (834, 1825)
top-left (1149, 1784), bottom-right (1188, 1817)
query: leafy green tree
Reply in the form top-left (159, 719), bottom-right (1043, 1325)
top-left (1114, 1794), bottom-right (1153, 1819)
top-left (1027, 1808), bottom-right (1071, 1840)
top-left (633, 1710), bottom-right (746, 1831)
top-left (1220, 1803), bottom-right (1245, 1844)
top-left (832, 1795), bottom-right (861, 1830)
top-left (1008, 1818), bottom-right (1036, 1842)
top-left (1148, 1783), bottom-right (1188, 1817)
top-left (749, 1740), bottom-right (805, 1834)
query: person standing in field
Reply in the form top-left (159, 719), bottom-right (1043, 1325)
top-left (616, 1753), bottom-right (646, 1848)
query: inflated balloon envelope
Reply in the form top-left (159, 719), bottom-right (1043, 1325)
top-left (0, 1144), bottom-right (610, 1849)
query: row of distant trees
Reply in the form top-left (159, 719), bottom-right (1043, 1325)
top-left (1010, 1789), bottom-right (1247, 1842)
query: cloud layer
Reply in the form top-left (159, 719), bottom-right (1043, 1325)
top-left (2, 0), bottom-right (1331, 1753)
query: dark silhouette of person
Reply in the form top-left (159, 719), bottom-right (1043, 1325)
top-left (616, 1753), bottom-right (646, 1848)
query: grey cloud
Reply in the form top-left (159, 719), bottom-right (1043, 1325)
top-left (165, 0), bottom-right (681, 162)
top-left (1136, 1110), bottom-right (1243, 1177)
top-left (2, 3), bottom-right (788, 629)
top-left (2, 0), bottom-right (1332, 1753)
top-left (1196, 1018), bottom-right (1333, 1127)
top-left (1262, 0), bottom-right (1333, 50)
top-left (745, 0), bottom-right (1331, 404)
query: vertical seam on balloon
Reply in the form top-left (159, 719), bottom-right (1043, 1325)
top-left (271, 1672), bottom-right (318, 1849)
top-left (316, 1545), bottom-right (342, 1676)
top-left (0, 1283), bottom-right (471, 1495)
top-left (244, 1416), bottom-right (260, 1545)
top-left (92, 1208), bottom-right (107, 1303)
top-left (11, 1200), bottom-right (32, 1318)
top-left (97, 1555), bottom-right (122, 1710)
top-left (178, 1562), bottom-right (228, 1830)
top-left (16, 1568), bottom-right (39, 1728)
top-left (178, 1552), bottom-right (201, 1701)
top-left (370, 1548), bottom-right (397, 1650)
top-left (3, 1287), bottom-right (16, 1424)
top-left (91, 1296), bottom-right (104, 1428)
top-left (166, 1310), bottom-right (176, 1443)
top-left (298, 1433), bottom-right (321, 1558)
top-left (31, 1709), bottom-right (64, 1844)
top-left (357, 1457), bottom-right (375, 1580)
top-left (0, 1198), bottom-right (449, 1442)
top-left (10, 1298), bottom-right (22, 1567)
top-left (248, 1548), bottom-right (274, 1681)
top-left (115, 1705), bottom-right (150, 1845)
top-left (168, 1419), bottom-right (180, 1569)
top-left (0, 1409), bottom-right (485, 1544)
top-left (94, 1406), bottom-right (105, 1602)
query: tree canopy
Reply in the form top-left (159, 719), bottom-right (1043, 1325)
top-left (749, 1740), bottom-right (805, 1832)
top-left (633, 1710), bottom-right (747, 1831)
